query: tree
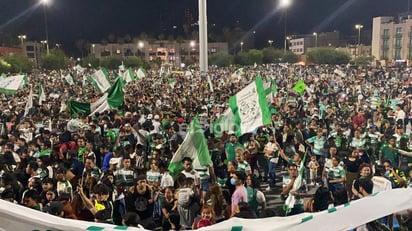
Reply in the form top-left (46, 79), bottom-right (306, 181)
top-left (124, 56), bottom-right (145, 68)
top-left (75, 39), bottom-right (86, 58)
top-left (262, 48), bottom-right (284, 63)
top-left (100, 55), bottom-right (122, 70)
top-left (1, 54), bottom-right (32, 73)
top-left (307, 47), bottom-right (350, 65)
top-left (81, 55), bottom-right (100, 68)
top-left (209, 52), bottom-right (233, 67)
top-left (354, 55), bottom-right (374, 66)
top-left (41, 49), bottom-right (70, 70)
top-left (282, 51), bottom-right (299, 63)
top-left (234, 49), bottom-right (263, 65)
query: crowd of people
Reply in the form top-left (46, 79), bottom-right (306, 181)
top-left (1, 63), bottom-right (412, 230)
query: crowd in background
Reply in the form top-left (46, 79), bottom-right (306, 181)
top-left (0, 64), bottom-right (412, 230)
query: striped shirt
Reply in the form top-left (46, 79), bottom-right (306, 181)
top-left (146, 170), bottom-right (162, 183)
top-left (237, 161), bottom-right (251, 173)
top-left (114, 168), bottom-right (136, 191)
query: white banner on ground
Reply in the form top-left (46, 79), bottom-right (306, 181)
top-left (0, 200), bottom-right (146, 231)
top-left (200, 188), bottom-right (412, 231)
top-left (0, 189), bottom-right (411, 231)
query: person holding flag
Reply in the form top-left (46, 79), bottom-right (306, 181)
top-left (281, 162), bottom-right (308, 216)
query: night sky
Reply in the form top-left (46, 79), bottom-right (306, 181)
top-left (0, 0), bottom-right (408, 55)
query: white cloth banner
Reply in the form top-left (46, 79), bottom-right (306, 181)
top-left (0, 189), bottom-right (411, 230)
top-left (0, 200), bottom-right (146, 231)
top-left (0, 75), bottom-right (25, 94)
top-left (201, 188), bottom-right (412, 231)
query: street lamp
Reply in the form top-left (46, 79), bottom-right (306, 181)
top-left (355, 24), bottom-right (363, 58)
top-left (268, 40), bottom-right (273, 47)
top-left (355, 24), bottom-right (363, 45)
top-left (91, 44), bottom-right (95, 55)
top-left (280, 0), bottom-right (292, 54)
top-left (313, 32), bottom-right (318, 47)
top-left (17, 35), bottom-right (27, 45)
top-left (40, 0), bottom-right (50, 55)
top-left (240, 41), bottom-right (244, 52)
top-left (189, 40), bottom-right (195, 59)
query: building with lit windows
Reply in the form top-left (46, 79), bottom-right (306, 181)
top-left (92, 40), bottom-right (228, 68)
top-left (372, 14), bottom-right (412, 66)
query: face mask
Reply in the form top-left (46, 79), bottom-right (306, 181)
top-left (230, 177), bottom-right (237, 186)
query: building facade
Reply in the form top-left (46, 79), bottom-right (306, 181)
top-left (289, 31), bottom-right (341, 55)
top-left (21, 42), bottom-right (45, 67)
top-left (92, 41), bottom-right (229, 67)
top-left (372, 15), bottom-right (412, 66)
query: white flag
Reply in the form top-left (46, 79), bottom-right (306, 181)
top-left (123, 68), bottom-right (135, 83)
top-left (63, 73), bottom-right (75, 86)
top-left (228, 75), bottom-right (271, 136)
top-left (38, 84), bottom-right (46, 105)
top-left (87, 69), bottom-right (111, 93)
top-left (136, 67), bottom-right (146, 79)
top-left (0, 75), bottom-right (25, 94)
top-left (24, 87), bottom-right (33, 116)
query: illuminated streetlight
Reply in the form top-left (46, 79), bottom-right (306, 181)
top-left (138, 41), bottom-right (144, 49)
top-left (313, 32), bottom-right (318, 47)
top-left (189, 40), bottom-right (196, 59)
top-left (355, 24), bottom-right (363, 45)
top-left (268, 40), bottom-right (273, 47)
top-left (40, 0), bottom-right (51, 55)
top-left (17, 35), bottom-right (27, 45)
top-left (280, 0), bottom-right (292, 54)
top-left (240, 41), bottom-right (244, 52)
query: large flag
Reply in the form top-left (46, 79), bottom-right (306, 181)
top-left (284, 152), bottom-right (307, 214)
top-left (123, 68), bottom-right (135, 83)
top-left (293, 80), bottom-right (306, 95)
top-left (87, 68), bottom-right (111, 93)
top-left (63, 73), bottom-right (75, 86)
top-left (231, 68), bottom-right (245, 81)
top-left (136, 67), bottom-right (146, 79)
top-left (24, 87), bottom-right (33, 116)
top-left (74, 64), bottom-right (85, 73)
top-left (228, 76), bottom-right (271, 136)
top-left (0, 74), bottom-right (25, 94)
top-left (38, 84), bottom-right (46, 105)
top-left (69, 77), bottom-right (124, 116)
top-left (168, 115), bottom-right (212, 176)
top-left (210, 109), bottom-right (235, 138)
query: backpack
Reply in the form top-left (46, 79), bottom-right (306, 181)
top-left (134, 195), bottom-right (148, 212)
top-left (246, 187), bottom-right (259, 215)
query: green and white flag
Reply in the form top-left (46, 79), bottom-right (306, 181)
top-left (24, 87), bottom-right (33, 116)
top-left (169, 78), bottom-right (176, 89)
top-left (123, 68), bottom-right (135, 83)
top-left (293, 80), bottom-right (306, 95)
top-left (0, 74), bottom-right (25, 94)
top-left (63, 73), bottom-right (75, 85)
top-left (1, 73), bottom-right (6, 79)
top-left (69, 77), bottom-right (124, 116)
top-left (38, 84), bottom-right (46, 105)
top-left (231, 68), bottom-right (245, 81)
top-left (210, 109), bottom-right (235, 138)
top-left (87, 68), bottom-right (111, 93)
top-left (74, 64), bottom-right (85, 73)
top-left (136, 67), bottom-right (146, 79)
top-left (228, 75), bottom-right (271, 136)
top-left (168, 115), bottom-right (212, 176)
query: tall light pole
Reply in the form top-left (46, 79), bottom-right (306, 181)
top-left (355, 24), bottom-right (363, 45)
top-left (280, 0), bottom-right (292, 54)
top-left (18, 35), bottom-right (27, 45)
top-left (313, 32), bottom-right (318, 47)
top-left (268, 40), bottom-right (273, 47)
top-left (189, 40), bottom-right (195, 60)
top-left (355, 24), bottom-right (363, 57)
top-left (240, 41), bottom-right (244, 52)
top-left (40, 0), bottom-right (50, 55)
